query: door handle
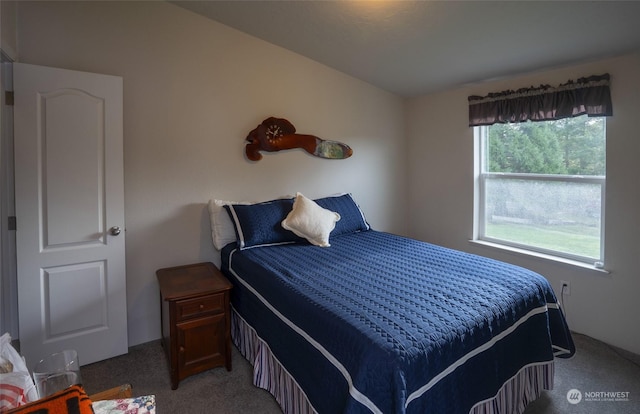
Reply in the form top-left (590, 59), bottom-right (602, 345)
top-left (109, 226), bottom-right (122, 236)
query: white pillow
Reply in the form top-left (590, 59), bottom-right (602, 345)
top-left (281, 193), bottom-right (340, 247)
top-left (208, 199), bottom-right (250, 250)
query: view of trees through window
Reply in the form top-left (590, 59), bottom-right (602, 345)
top-left (487, 116), bottom-right (605, 176)
top-left (481, 115), bottom-right (605, 261)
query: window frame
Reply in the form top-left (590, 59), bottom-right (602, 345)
top-left (474, 123), bottom-right (606, 266)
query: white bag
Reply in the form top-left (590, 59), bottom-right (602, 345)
top-left (0, 333), bottom-right (39, 409)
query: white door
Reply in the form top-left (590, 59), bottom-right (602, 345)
top-left (14, 63), bottom-right (127, 369)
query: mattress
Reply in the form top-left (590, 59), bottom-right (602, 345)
top-left (221, 230), bottom-right (575, 414)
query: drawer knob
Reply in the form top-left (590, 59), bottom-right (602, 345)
top-left (179, 346), bottom-right (185, 353)
top-left (199, 304), bottom-right (204, 310)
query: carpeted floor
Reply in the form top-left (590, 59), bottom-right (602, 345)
top-left (81, 332), bottom-right (640, 413)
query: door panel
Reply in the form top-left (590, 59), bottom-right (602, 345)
top-left (44, 261), bottom-right (107, 338)
top-left (42, 89), bottom-right (105, 247)
top-left (14, 62), bottom-right (127, 368)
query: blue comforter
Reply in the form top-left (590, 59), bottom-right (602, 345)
top-left (221, 230), bottom-right (574, 413)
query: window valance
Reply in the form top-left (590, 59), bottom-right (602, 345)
top-left (468, 73), bottom-right (612, 127)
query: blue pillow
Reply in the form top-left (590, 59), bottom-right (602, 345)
top-left (224, 198), bottom-right (303, 249)
top-left (314, 193), bottom-right (370, 236)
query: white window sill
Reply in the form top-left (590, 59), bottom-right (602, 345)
top-left (468, 239), bottom-right (610, 274)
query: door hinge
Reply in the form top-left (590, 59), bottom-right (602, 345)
top-left (5, 91), bottom-right (14, 106)
top-left (8, 216), bottom-right (16, 230)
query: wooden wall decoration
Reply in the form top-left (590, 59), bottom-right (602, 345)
top-left (245, 117), bottom-right (353, 161)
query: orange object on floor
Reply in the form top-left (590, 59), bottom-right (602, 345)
top-left (4, 385), bottom-right (93, 414)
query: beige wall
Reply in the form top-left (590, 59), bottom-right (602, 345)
top-left (407, 53), bottom-right (640, 355)
top-left (1, 0), bottom-right (17, 60)
top-left (16, 1), bottom-right (406, 346)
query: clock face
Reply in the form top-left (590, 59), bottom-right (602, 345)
top-left (267, 125), bottom-right (282, 139)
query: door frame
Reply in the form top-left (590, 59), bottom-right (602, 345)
top-left (0, 52), bottom-right (17, 339)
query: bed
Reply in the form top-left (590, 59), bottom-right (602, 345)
top-left (210, 193), bottom-right (575, 414)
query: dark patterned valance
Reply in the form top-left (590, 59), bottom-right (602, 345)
top-left (468, 74), bottom-right (612, 127)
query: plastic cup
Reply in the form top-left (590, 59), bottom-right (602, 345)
top-left (32, 350), bottom-right (83, 398)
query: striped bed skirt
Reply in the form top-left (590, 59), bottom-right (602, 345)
top-left (231, 308), bottom-right (555, 414)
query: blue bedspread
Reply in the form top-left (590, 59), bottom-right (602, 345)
top-left (221, 231), bottom-right (575, 414)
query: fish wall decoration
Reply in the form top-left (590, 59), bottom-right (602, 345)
top-left (245, 117), bottom-right (353, 161)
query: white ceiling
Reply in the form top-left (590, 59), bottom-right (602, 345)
top-left (172, 1), bottom-right (640, 97)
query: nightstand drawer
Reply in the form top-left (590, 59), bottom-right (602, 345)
top-left (176, 294), bottom-right (223, 320)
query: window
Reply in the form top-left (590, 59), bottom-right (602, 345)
top-left (475, 115), bottom-right (606, 265)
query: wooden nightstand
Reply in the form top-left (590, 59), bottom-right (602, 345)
top-left (156, 262), bottom-right (233, 389)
